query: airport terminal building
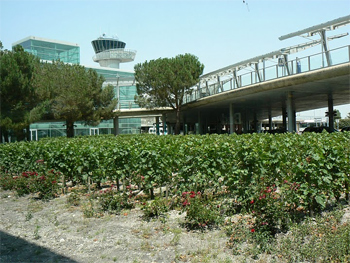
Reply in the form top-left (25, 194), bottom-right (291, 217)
top-left (12, 35), bottom-right (147, 140)
top-left (10, 16), bottom-right (350, 140)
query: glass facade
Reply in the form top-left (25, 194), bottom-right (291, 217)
top-left (14, 37), bottom-right (80, 64)
top-left (118, 86), bottom-right (140, 109)
top-left (91, 38), bottom-right (126, 54)
top-left (11, 36), bottom-right (142, 140)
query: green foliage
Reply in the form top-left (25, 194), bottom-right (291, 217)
top-left (339, 118), bottom-right (350, 129)
top-left (97, 187), bottom-right (134, 214)
top-left (66, 191), bottom-right (81, 206)
top-left (1, 132), bottom-right (349, 261)
top-left (0, 132), bottom-right (349, 229)
top-left (134, 54), bottom-right (204, 134)
top-left (181, 191), bottom-right (222, 229)
top-left (274, 210), bottom-right (350, 263)
top-left (33, 61), bottom-right (118, 137)
top-left (0, 45), bottom-right (41, 141)
top-left (0, 168), bottom-right (60, 199)
top-left (141, 197), bottom-right (170, 219)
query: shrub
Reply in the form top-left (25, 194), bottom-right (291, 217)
top-left (141, 197), bottom-right (169, 220)
top-left (181, 191), bottom-right (222, 229)
top-left (98, 187), bottom-right (134, 214)
top-left (0, 169), bottom-right (60, 199)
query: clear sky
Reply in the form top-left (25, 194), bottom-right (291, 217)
top-left (1, 0), bottom-right (349, 118)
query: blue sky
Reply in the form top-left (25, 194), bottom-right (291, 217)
top-left (1, 0), bottom-right (349, 118)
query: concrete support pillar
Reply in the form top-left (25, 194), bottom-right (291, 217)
top-left (229, 104), bottom-right (234, 134)
top-left (328, 93), bottom-right (334, 131)
top-left (113, 117), bottom-right (119, 135)
top-left (282, 106), bottom-right (287, 131)
top-left (156, 116), bottom-right (160, 135)
top-left (254, 113), bottom-right (259, 133)
top-left (287, 92), bottom-right (296, 132)
top-left (198, 111), bottom-right (203, 134)
top-left (268, 109), bottom-right (272, 131)
top-left (243, 111), bottom-right (249, 132)
top-left (162, 114), bottom-right (167, 135)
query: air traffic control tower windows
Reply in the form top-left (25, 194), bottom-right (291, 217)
top-left (92, 38), bottom-right (126, 54)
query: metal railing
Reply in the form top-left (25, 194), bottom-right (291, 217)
top-left (93, 48), bottom-right (137, 62)
top-left (118, 100), bottom-right (140, 110)
top-left (184, 45), bottom-right (350, 104)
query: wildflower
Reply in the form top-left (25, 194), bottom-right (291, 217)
top-left (250, 200), bottom-right (254, 204)
top-left (259, 194), bottom-right (266, 200)
top-left (52, 180), bottom-right (57, 184)
top-left (182, 200), bottom-right (190, 206)
top-left (251, 229), bottom-right (255, 233)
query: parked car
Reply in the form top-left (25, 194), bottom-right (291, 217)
top-left (302, 126), bottom-right (338, 133)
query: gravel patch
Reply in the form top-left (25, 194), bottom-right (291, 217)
top-left (2, 190), bottom-right (348, 263)
top-left (0, 191), bottom-right (240, 263)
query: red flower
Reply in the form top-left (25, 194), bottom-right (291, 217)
top-left (251, 229), bottom-right (255, 233)
top-left (250, 200), bottom-right (254, 204)
top-left (182, 200), bottom-right (190, 206)
top-left (259, 194), bottom-right (266, 200)
top-left (52, 180), bottom-right (57, 184)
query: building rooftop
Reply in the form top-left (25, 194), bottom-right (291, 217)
top-left (12, 36), bottom-right (79, 47)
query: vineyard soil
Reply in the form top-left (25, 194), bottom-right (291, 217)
top-left (0, 190), bottom-right (255, 263)
top-left (1, 190), bottom-right (349, 263)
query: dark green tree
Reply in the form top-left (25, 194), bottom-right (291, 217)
top-left (339, 112), bottom-right (350, 129)
top-left (34, 61), bottom-right (117, 137)
top-left (134, 53), bottom-right (204, 135)
top-left (0, 44), bottom-right (41, 142)
top-left (334, 109), bottom-right (341, 120)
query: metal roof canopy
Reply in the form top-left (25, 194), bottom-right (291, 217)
top-left (279, 15), bottom-right (350, 40)
top-left (199, 15), bottom-right (350, 86)
top-left (200, 40), bottom-right (322, 83)
top-left (279, 15), bottom-right (350, 67)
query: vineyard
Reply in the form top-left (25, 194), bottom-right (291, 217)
top-left (1, 133), bottom-right (350, 261)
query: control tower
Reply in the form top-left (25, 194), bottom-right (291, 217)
top-left (92, 34), bottom-right (136, 69)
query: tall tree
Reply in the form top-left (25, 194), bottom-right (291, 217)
top-left (34, 61), bottom-right (117, 137)
top-left (134, 53), bottom-right (204, 134)
top-left (0, 44), bottom-right (41, 142)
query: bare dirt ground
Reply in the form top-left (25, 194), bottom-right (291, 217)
top-left (1, 189), bottom-right (349, 263)
top-left (0, 190), bottom-right (247, 263)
